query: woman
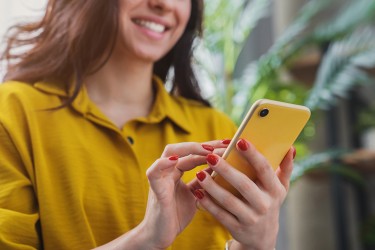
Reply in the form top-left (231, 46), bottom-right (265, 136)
top-left (0, 0), bottom-right (295, 249)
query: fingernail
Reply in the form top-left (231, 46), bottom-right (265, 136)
top-left (206, 154), bottom-right (218, 166)
top-left (194, 189), bottom-right (204, 200)
top-left (196, 171), bottom-right (206, 182)
top-left (202, 144), bottom-right (214, 151)
top-left (237, 139), bottom-right (248, 151)
top-left (292, 147), bottom-right (297, 159)
top-left (221, 139), bottom-right (231, 145)
top-left (169, 155), bottom-right (179, 161)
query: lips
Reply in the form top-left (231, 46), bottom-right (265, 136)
top-left (133, 19), bottom-right (168, 33)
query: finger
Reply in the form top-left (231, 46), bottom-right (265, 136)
top-left (175, 154), bottom-right (207, 173)
top-left (188, 167), bottom-right (213, 191)
top-left (205, 154), bottom-right (268, 213)
top-left (195, 168), bottom-right (256, 223)
top-left (161, 142), bottom-right (212, 158)
top-left (236, 139), bottom-right (279, 191)
top-left (146, 156), bottom-right (179, 191)
top-left (193, 189), bottom-right (239, 230)
top-left (161, 140), bottom-right (230, 158)
top-left (275, 147), bottom-right (295, 191)
top-left (207, 139), bottom-right (232, 149)
top-left (213, 147), bottom-right (226, 156)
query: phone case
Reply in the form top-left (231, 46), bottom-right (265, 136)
top-left (212, 99), bottom-right (311, 198)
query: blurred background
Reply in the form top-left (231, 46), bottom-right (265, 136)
top-left (1, 0), bottom-right (375, 249)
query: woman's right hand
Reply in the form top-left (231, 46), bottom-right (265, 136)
top-left (94, 140), bottom-right (229, 250)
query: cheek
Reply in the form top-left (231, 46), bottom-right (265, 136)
top-left (180, 4), bottom-right (191, 29)
top-left (178, 2), bottom-right (192, 29)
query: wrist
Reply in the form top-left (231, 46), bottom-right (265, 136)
top-left (92, 222), bottom-right (164, 250)
top-left (131, 220), bottom-right (165, 250)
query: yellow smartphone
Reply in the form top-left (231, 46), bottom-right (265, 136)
top-left (212, 99), bottom-right (311, 198)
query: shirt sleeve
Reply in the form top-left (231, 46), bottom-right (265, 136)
top-left (0, 122), bottom-right (40, 249)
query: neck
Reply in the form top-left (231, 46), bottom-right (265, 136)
top-left (84, 55), bottom-right (156, 127)
top-left (85, 57), bottom-right (154, 105)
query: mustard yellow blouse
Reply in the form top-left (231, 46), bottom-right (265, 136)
top-left (0, 77), bottom-right (237, 250)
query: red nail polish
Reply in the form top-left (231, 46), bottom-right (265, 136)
top-left (202, 144), bottom-right (214, 151)
top-left (292, 147), bottom-right (297, 159)
top-left (169, 155), bottom-right (179, 161)
top-left (206, 154), bottom-right (218, 165)
top-left (237, 139), bottom-right (249, 151)
top-left (194, 189), bottom-right (204, 199)
top-left (196, 171), bottom-right (206, 182)
top-left (221, 139), bottom-right (231, 145)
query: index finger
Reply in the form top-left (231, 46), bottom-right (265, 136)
top-left (161, 140), bottom-right (230, 158)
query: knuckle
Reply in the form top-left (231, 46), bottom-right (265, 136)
top-left (146, 168), bottom-right (154, 180)
top-left (251, 216), bottom-right (260, 225)
top-left (278, 188), bottom-right (287, 201)
top-left (220, 194), bottom-right (234, 208)
top-left (257, 200), bottom-right (271, 215)
top-left (255, 162), bottom-right (269, 178)
top-left (272, 181), bottom-right (287, 198)
top-left (145, 168), bottom-right (152, 179)
top-left (244, 214), bottom-right (257, 225)
top-left (237, 180), bottom-right (253, 195)
top-left (163, 144), bottom-right (174, 155)
top-left (218, 163), bottom-right (230, 175)
top-left (146, 159), bottom-right (162, 178)
top-left (213, 209), bottom-right (227, 222)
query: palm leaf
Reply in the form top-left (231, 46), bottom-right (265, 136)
top-left (290, 149), bottom-right (364, 184)
top-left (313, 0), bottom-right (375, 42)
top-left (305, 27), bottom-right (375, 110)
top-left (236, 0), bottom-right (331, 117)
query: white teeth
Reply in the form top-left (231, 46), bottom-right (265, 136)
top-left (134, 19), bottom-right (166, 33)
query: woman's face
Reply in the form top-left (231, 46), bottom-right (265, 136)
top-left (116, 0), bottom-right (192, 62)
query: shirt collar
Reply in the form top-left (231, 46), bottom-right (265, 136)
top-left (33, 76), bottom-right (193, 134)
top-left (34, 81), bottom-right (69, 97)
top-left (148, 76), bottom-right (192, 134)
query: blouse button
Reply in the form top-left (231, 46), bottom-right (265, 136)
top-left (127, 136), bottom-right (134, 145)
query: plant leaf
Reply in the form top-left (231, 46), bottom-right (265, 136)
top-left (305, 27), bottom-right (375, 110)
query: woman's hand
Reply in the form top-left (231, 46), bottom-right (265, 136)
top-left (94, 140), bottom-right (230, 250)
top-left (135, 140), bottom-right (229, 249)
top-left (194, 139), bottom-right (295, 250)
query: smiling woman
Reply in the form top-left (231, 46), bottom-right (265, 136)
top-left (0, 1), bottom-right (294, 250)
top-left (116, 0), bottom-right (191, 61)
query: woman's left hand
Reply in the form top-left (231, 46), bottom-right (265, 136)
top-left (194, 138), bottom-right (295, 250)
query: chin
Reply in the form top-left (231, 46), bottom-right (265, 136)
top-left (136, 50), bottom-right (168, 63)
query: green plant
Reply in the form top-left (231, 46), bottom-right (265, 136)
top-left (196, 0), bottom-right (271, 116)
top-left (305, 26), bottom-right (375, 110)
top-left (290, 149), bottom-right (365, 185)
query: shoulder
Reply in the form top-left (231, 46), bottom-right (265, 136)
top-left (0, 81), bottom-right (62, 128)
top-left (0, 81), bottom-right (38, 97)
top-left (0, 81), bottom-right (42, 104)
top-left (0, 81), bottom-right (60, 109)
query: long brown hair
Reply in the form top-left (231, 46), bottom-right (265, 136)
top-left (1, 0), bottom-right (209, 106)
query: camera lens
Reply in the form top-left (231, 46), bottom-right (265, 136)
top-left (259, 108), bottom-right (269, 117)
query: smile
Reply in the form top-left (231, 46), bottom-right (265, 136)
top-left (133, 19), bottom-right (167, 33)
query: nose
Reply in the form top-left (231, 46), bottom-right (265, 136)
top-left (149, 0), bottom-right (174, 12)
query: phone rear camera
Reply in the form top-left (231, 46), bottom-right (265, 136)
top-left (259, 108), bottom-right (269, 117)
